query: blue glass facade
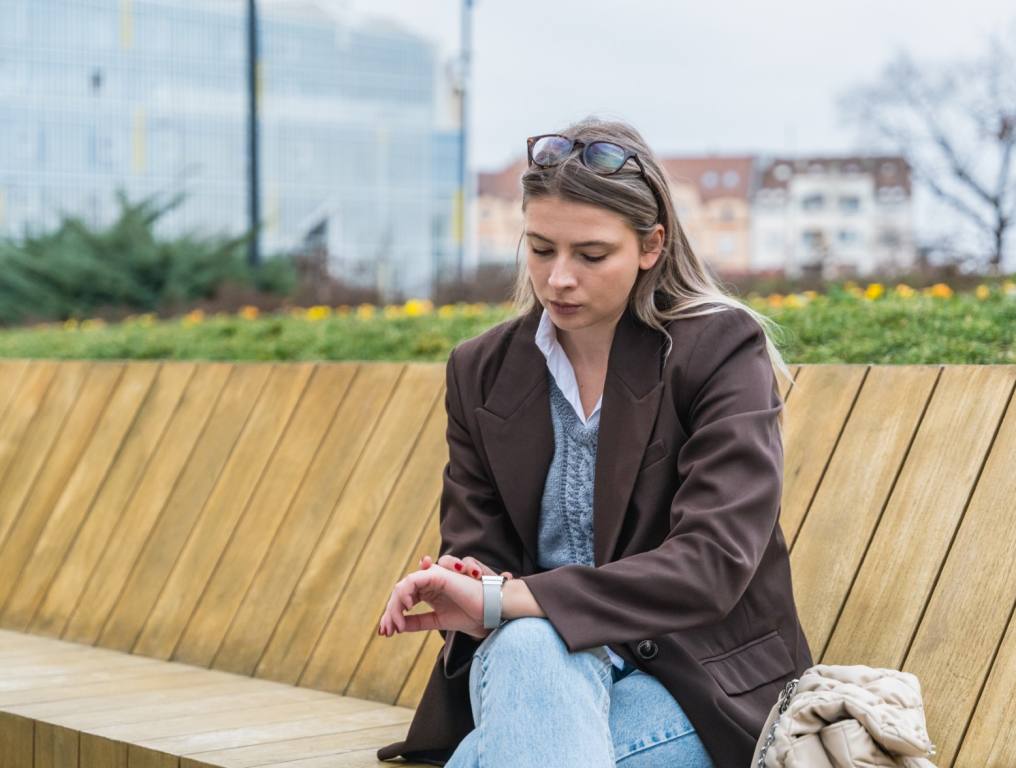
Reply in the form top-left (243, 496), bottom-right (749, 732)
top-left (0, 0), bottom-right (456, 299)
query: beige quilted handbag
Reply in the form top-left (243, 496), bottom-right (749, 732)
top-left (751, 664), bottom-right (938, 767)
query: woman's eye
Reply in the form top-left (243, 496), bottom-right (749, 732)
top-left (530, 248), bottom-right (604, 263)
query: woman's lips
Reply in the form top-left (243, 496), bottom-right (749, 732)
top-left (550, 300), bottom-right (582, 313)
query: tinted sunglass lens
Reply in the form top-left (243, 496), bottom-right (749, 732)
top-left (531, 136), bottom-right (573, 166)
top-left (585, 142), bottom-right (627, 173)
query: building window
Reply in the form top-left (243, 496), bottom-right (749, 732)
top-left (701, 170), bottom-right (718, 189)
top-left (801, 230), bottom-right (823, 247)
top-left (772, 163), bottom-right (791, 182)
top-left (718, 234), bottom-right (735, 254)
top-left (722, 169), bottom-right (739, 188)
top-left (838, 229), bottom-right (859, 244)
top-left (878, 229), bottom-right (901, 247)
top-left (839, 195), bottom-right (860, 213)
top-left (877, 186), bottom-right (906, 204)
top-left (801, 193), bottom-right (824, 210)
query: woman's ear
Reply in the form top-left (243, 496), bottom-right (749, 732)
top-left (639, 224), bottom-right (665, 270)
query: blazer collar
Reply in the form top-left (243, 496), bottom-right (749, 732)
top-left (475, 303), bottom-right (667, 568)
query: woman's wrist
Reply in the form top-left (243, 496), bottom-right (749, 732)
top-left (500, 577), bottom-right (545, 620)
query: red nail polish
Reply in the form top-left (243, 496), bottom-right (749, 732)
top-left (472, 569), bottom-right (479, 577)
top-left (454, 563), bottom-right (462, 571)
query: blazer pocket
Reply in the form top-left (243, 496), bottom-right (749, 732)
top-left (638, 437), bottom-right (667, 472)
top-left (699, 629), bottom-right (795, 696)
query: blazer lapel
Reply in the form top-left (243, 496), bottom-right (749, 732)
top-left (476, 304), bottom-right (667, 569)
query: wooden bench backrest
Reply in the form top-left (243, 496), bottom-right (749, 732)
top-left (0, 359), bottom-right (1012, 767)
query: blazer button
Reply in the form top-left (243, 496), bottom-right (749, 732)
top-left (636, 639), bottom-right (658, 660)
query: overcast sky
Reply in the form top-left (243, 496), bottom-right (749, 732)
top-left (335, 0), bottom-right (1013, 267)
top-left (346, 0), bottom-right (1012, 172)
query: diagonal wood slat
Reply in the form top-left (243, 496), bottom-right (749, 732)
top-left (0, 360), bottom-right (1012, 767)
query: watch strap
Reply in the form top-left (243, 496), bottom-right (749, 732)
top-left (481, 575), bottom-right (504, 628)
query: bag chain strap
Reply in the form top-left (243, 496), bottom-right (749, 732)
top-left (755, 678), bottom-right (799, 768)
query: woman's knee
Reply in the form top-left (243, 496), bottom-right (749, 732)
top-left (479, 616), bottom-right (566, 662)
top-left (476, 617), bottom-right (610, 686)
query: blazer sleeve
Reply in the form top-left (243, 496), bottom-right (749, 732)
top-left (518, 308), bottom-right (784, 652)
top-left (436, 344), bottom-right (523, 678)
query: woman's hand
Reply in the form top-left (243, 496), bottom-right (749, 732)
top-left (378, 563), bottom-right (490, 640)
top-left (418, 553), bottom-right (514, 581)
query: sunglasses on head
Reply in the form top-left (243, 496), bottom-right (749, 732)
top-left (526, 133), bottom-right (663, 223)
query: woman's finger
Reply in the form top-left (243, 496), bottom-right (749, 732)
top-left (461, 556), bottom-right (488, 578)
top-left (436, 554), bottom-right (468, 575)
top-left (401, 610), bottom-right (442, 633)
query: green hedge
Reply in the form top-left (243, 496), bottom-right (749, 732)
top-left (0, 284), bottom-right (1013, 364)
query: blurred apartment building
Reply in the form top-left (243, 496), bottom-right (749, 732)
top-left (478, 152), bottom-right (915, 281)
top-left (0, 0), bottom-right (462, 300)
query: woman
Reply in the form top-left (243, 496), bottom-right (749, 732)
top-left (376, 116), bottom-right (813, 767)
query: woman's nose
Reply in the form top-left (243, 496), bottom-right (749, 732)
top-left (548, 258), bottom-right (576, 287)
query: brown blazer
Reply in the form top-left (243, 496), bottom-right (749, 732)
top-left (378, 301), bottom-right (814, 767)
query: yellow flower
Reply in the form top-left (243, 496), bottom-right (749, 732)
top-left (975, 284), bottom-right (990, 300)
top-left (894, 284), bottom-right (915, 298)
top-left (438, 304), bottom-right (457, 318)
top-left (181, 309), bottom-right (205, 326)
top-left (383, 304), bottom-right (403, 318)
top-left (403, 298), bottom-right (434, 317)
top-left (767, 293), bottom-right (784, 308)
top-left (802, 290), bottom-right (818, 300)
top-left (81, 318), bottom-right (106, 330)
top-left (239, 305), bottom-right (260, 320)
top-left (63, 318), bottom-right (79, 330)
top-left (306, 305), bottom-right (332, 321)
top-left (927, 282), bottom-right (953, 299)
top-left (356, 304), bottom-right (376, 319)
top-left (864, 283), bottom-right (884, 300)
top-left (783, 294), bottom-right (804, 308)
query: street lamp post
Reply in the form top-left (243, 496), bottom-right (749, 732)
top-left (247, 0), bottom-right (261, 268)
top-left (457, 0), bottom-right (475, 286)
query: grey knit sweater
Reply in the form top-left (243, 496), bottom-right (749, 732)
top-left (537, 371), bottom-right (625, 669)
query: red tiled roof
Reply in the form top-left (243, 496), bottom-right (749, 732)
top-left (659, 155), bottom-right (755, 202)
top-left (758, 155), bottom-right (911, 194)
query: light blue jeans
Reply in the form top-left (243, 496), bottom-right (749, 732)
top-left (444, 617), bottom-right (716, 768)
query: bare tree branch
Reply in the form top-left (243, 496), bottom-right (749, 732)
top-left (838, 25), bottom-right (1016, 272)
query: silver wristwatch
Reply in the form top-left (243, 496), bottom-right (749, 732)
top-left (481, 574), bottom-right (505, 628)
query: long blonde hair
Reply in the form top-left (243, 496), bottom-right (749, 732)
top-left (510, 115), bottom-right (793, 435)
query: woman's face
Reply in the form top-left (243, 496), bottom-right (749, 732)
top-left (524, 195), bottom-right (664, 331)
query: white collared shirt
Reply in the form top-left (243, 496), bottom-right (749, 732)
top-left (534, 306), bottom-right (626, 671)
top-left (534, 307), bottom-right (602, 425)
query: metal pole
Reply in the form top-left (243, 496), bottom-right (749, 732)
top-left (247, 0), bottom-right (261, 268)
top-left (457, 0), bottom-right (474, 285)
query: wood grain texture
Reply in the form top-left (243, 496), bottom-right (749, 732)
top-left (0, 361), bottom-right (1011, 768)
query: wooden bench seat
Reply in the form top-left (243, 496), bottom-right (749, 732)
top-left (0, 358), bottom-right (1014, 767)
top-left (0, 628), bottom-right (426, 767)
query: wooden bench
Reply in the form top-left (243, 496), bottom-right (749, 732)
top-left (0, 358), bottom-right (1012, 767)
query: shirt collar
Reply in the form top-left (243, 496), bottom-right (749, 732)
top-left (534, 306), bottom-right (602, 423)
